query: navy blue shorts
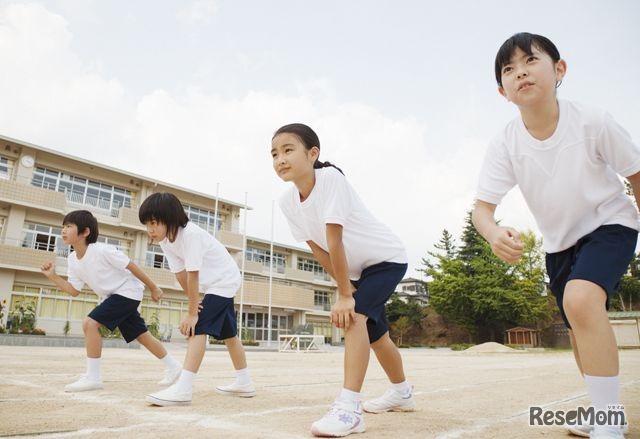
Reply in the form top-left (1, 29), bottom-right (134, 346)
top-left (88, 294), bottom-right (148, 343)
top-left (351, 262), bottom-right (408, 343)
top-left (545, 224), bottom-right (638, 329)
top-left (194, 294), bottom-right (237, 340)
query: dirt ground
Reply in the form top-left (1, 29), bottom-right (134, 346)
top-left (0, 344), bottom-right (638, 439)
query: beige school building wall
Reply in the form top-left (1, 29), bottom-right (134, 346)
top-left (0, 134), bottom-right (338, 344)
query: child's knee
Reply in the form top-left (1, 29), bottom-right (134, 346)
top-left (82, 317), bottom-right (100, 332)
top-left (563, 280), bottom-right (607, 324)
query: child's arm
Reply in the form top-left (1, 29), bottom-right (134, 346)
top-left (472, 200), bottom-right (524, 264)
top-left (306, 240), bottom-right (336, 278)
top-left (628, 172), bottom-right (640, 209)
top-left (40, 262), bottom-right (82, 297)
top-left (325, 224), bottom-right (357, 330)
top-left (174, 269), bottom-right (200, 337)
top-left (126, 261), bottom-right (163, 303)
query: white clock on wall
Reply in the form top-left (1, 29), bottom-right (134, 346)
top-left (20, 155), bottom-right (34, 168)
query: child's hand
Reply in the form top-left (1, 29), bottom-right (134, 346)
top-left (40, 261), bottom-right (56, 278)
top-left (488, 227), bottom-right (524, 264)
top-left (179, 314), bottom-right (198, 337)
top-left (331, 295), bottom-right (357, 330)
top-left (151, 287), bottom-right (163, 303)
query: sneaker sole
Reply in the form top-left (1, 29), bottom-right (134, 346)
top-left (215, 388), bottom-right (256, 398)
top-left (567, 426), bottom-right (591, 437)
top-left (145, 395), bottom-right (192, 406)
top-left (311, 422), bottom-right (366, 437)
top-left (363, 405), bottom-right (415, 414)
top-left (64, 385), bottom-right (104, 392)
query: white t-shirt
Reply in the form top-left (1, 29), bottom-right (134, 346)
top-left (279, 167), bottom-right (407, 280)
top-left (476, 99), bottom-right (640, 253)
top-left (159, 222), bottom-right (241, 298)
top-left (67, 242), bottom-right (144, 300)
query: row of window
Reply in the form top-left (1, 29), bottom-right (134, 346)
top-left (16, 221), bottom-right (331, 283)
top-left (245, 246), bottom-right (286, 273)
top-left (31, 166), bottom-right (133, 216)
top-left (8, 285), bottom-right (297, 342)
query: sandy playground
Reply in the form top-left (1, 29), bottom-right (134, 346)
top-left (0, 343), bottom-right (638, 439)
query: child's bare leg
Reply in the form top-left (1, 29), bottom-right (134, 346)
top-left (370, 332), bottom-right (406, 384)
top-left (224, 336), bottom-right (248, 370)
top-left (136, 331), bottom-right (168, 359)
top-left (83, 317), bottom-right (102, 358)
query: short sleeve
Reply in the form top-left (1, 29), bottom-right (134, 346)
top-left (475, 139), bottom-right (517, 204)
top-left (321, 168), bottom-right (351, 225)
top-left (102, 245), bottom-right (131, 270)
top-left (279, 192), bottom-right (307, 242)
top-left (66, 256), bottom-right (84, 291)
top-left (160, 240), bottom-right (185, 273)
top-left (183, 225), bottom-right (206, 272)
top-left (598, 112), bottom-right (640, 177)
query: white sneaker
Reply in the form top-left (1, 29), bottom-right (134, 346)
top-left (64, 375), bottom-right (103, 392)
top-left (569, 424), bottom-right (629, 437)
top-left (158, 365), bottom-right (182, 386)
top-left (590, 427), bottom-right (625, 438)
top-left (362, 388), bottom-right (415, 413)
top-left (145, 383), bottom-right (192, 406)
top-left (215, 381), bottom-right (256, 398)
top-left (311, 400), bottom-right (365, 437)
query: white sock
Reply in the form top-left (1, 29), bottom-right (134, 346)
top-left (86, 357), bottom-right (101, 380)
top-left (391, 380), bottom-right (412, 396)
top-left (584, 375), bottom-right (621, 430)
top-left (161, 353), bottom-right (180, 369)
top-left (174, 370), bottom-right (196, 393)
top-left (338, 388), bottom-right (361, 410)
top-left (235, 367), bottom-right (251, 385)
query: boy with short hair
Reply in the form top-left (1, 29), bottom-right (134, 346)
top-left (472, 32), bottom-right (639, 438)
top-left (41, 210), bottom-right (181, 392)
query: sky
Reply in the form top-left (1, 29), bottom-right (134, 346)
top-left (1, 0), bottom-right (639, 277)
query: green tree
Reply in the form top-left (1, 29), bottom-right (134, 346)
top-left (391, 316), bottom-right (412, 346)
top-left (424, 213), bottom-right (552, 342)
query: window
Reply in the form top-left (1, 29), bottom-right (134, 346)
top-left (245, 247), bottom-right (286, 273)
top-left (0, 156), bottom-right (13, 180)
top-left (97, 236), bottom-right (130, 255)
top-left (146, 244), bottom-right (169, 269)
top-left (31, 166), bottom-right (133, 216)
top-left (239, 311), bottom-right (292, 341)
top-left (183, 204), bottom-right (223, 235)
top-left (9, 284), bottom-right (99, 323)
top-left (21, 223), bottom-right (69, 256)
top-left (298, 257), bottom-right (330, 281)
top-left (314, 290), bottom-right (332, 311)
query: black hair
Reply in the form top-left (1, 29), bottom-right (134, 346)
top-left (62, 210), bottom-right (99, 244)
top-left (138, 192), bottom-right (189, 242)
top-left (494, 32), bottom-right (561, 86)
top-left (272, 123), bottom-right (344, 175)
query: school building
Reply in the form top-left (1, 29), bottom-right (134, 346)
top-left (0, 134), bottom-right (341, 344)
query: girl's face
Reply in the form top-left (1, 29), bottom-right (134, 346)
top-left (271, 133), bottom-right (319, 183)
top-left (145, 219), bottom-right (168, 242)
top-left (498, 46), bottom-right (566, 108)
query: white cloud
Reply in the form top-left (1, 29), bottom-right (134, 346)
top-left (0, 1), bottom-right (543, 275)
top-left (177, 0), bottom-right (217, 26)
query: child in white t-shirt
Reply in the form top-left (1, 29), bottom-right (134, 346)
top-left (473, 32), bottom-right (640, 438)
top-left (41, 210), bottom-right (181, 392)
top-left (272, 123), bottom-right (414, 437)
top-left (140, 192), bottom-right (255, 406)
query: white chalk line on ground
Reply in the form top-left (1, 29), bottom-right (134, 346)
top-left (434, 379), bottom-right (640, 439)
top-left (1, 377), bottom-right (328, 439)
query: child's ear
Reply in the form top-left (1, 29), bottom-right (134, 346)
top-left (555, 59), bottom-right (567, 82)
top-left (498, 86), bottom-right (509, 101)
